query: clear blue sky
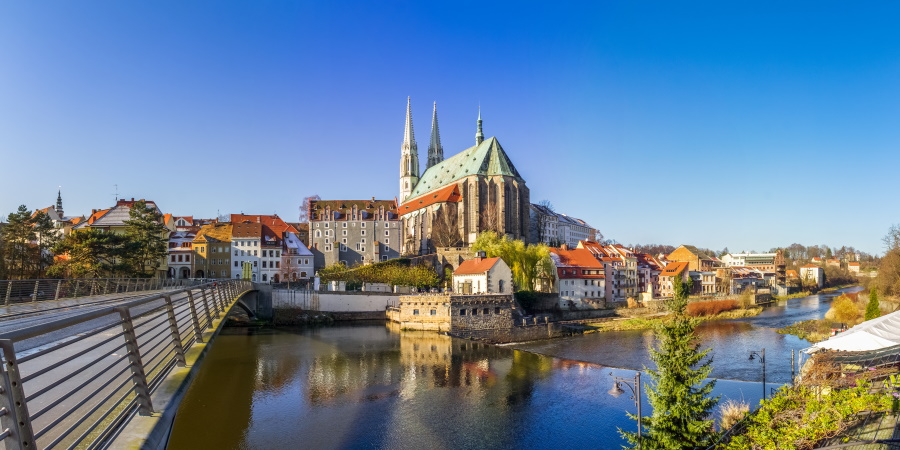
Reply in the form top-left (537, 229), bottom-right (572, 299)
top-left (2, 1), bottom-right (898, 255)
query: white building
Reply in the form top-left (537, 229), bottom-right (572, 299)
top-left (800, 264), bottom-right (825, 288)
top-left (453, 254), bottom-right (513, 294)
top-left (231, 222), bottom-right (262, 281)
top-left (529, 203), bottom-right (598, 248)
top-left (282, 232), bottom-right (314, 280)
top-left (721, 253), bottom-right (777, 271)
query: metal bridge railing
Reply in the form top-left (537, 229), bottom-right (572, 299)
top-left (0, 278), bottom-right (205, 306)
top-left (0, 279), bottom-right (251, 450)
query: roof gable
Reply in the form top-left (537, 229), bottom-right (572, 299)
top-left (454, 257), bottom-right (502, 275)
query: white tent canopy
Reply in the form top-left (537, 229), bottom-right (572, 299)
top-left (805, 309), bottom-right (900, 354)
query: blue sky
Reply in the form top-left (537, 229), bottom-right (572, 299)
top-left (1, 1), bottom-right (897, 255)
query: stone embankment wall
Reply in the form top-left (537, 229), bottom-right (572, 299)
top-left (450, 322), bottom-right (581, 344)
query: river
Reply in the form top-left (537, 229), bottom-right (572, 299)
top-left (168, 288), bottom-right (858, 449)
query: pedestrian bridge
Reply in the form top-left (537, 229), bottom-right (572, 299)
top-left (0, 278), bottom-right (259, 449)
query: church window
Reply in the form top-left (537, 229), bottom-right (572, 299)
top-left (342, 230), bottom-right (347, 236)
top-left (385, 230), bottom-right (389, 236)
top-left (361, 230), bottom-right (366, 236)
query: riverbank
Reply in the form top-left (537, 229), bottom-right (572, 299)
top-left (581, 306), bottom-right (764, 332)
top-left (777, 319), bottom-right (833, 343)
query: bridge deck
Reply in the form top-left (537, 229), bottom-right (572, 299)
top-left (0, 280), bottom-right (253, 450)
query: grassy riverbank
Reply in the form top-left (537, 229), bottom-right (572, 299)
top-left (777, 319), bottom-right (833, 343)
top-left (584, 306), bottom-right (763, 332)
top-left (772, 290), bottom-right (812, 301)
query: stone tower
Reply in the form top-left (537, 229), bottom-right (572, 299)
top-left (426, 102), bottom-right (443, 170)
top-left (399, 97), bottom-right (419, 203)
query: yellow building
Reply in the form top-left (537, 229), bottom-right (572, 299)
top-left (192, 223), bottom-right (233, 279)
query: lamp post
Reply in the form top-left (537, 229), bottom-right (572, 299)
top-left (749, 348), bottom-right (766, 400)
top-left (609, 372), bottom-right (642, 448)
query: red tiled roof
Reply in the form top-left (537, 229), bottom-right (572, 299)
top-left (550, 248), bottom-right (604, 268)
top-left (69, 217), bottom-right (85, 225)
top-left (454, 257), bottom-right (501, 275)
top-left (87, 209), bottom-right (111, 225)
top-left (786, 270), bottom-right (799, 278)
top-left (399, 184), bottom-right (462, 215)
top-left (849, 262), bottom-right (860, 266)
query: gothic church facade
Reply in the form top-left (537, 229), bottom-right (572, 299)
top-left (398, 98), bottom-right (530, 255)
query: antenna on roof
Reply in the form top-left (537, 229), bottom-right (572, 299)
top-left (113, 184), bottom-right (118, 201)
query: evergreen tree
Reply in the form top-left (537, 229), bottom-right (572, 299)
top-left (49, 228), bottom-right (128, 278)
top-left (32, 210), bottom-right (61, 277)
top-left (123, 201), bottom-right (168, 277)
top-left (865, 288), bottom-right (881, 321)
top-left (623, 277), bottom-right (718, 449)
top-left (1, 205), bottom-right (37, 279)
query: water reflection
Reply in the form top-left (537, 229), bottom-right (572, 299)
top-left (170, 289), bottom-right (860, 449)
top-left (513, 288), bottom-right (861, 383)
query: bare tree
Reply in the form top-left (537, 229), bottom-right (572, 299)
top-left (431, 204), bottom-right (460, 248)
top-left (299, 195), bottom-right (321, 223)
top-left (480, 201), bottom-right (502, 234)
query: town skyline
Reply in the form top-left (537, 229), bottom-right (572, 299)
top-left (2, 1), bottom-right (898, 255)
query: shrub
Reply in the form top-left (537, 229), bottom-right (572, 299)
top-left (723, 382), bottom-right (893, 449)
top-left (717, 399), bottom-right (749, 431)
top-left (686, 300), bottom-right (739, 317)
top-left (825, 294), bottom-right (861, 325)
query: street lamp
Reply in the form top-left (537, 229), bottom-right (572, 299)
top-left (609, 372), bottom-right (642, 448)
top-left (749, 348), bottom-right (766, 400)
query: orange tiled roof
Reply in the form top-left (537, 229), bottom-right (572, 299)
top-left (849, 262), bottom-right (860, 266)
top-left (660, 261), bottom-right (689, 277)
top-left (454, 257), bottom-right (501, 275)
top-left (399, 184), bottom-right (462, 215)
top-left (69, 217), bottom-right (85, 225)
top-left (786, 270), bottom-right (799, 278)
top-left (87, 209), bottom-right (111, 225)
top-left (801, 264), bottom-right (819, 269)
top-left (550, 248), bottom-right (604, 268)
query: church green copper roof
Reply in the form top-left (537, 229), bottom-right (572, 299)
top-left (406, 136), bottom-right (523, 200)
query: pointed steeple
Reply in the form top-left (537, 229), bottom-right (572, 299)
top-left (55, 190), bottom-right (64, 216)
top-left (475, 107), bottom-right (484, 145)
top-left (399, 97), bottom-right (420, 202)
top-left (426, 101), bottom-right (444, 170)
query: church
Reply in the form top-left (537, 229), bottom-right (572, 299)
top-left (397, 98), bottom-right (530, 255)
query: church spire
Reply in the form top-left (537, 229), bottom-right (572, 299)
top-left (399, 97), bottom-right (420, 202)
top-left (475, 107), bottom-right (484, 145)
top-left (55, 189), bottom-right (63, 216)
top-left (426, 101), bottom-right (444, 169)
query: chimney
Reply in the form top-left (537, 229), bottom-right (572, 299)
top-left (476, 250), bottom-right (486, 260)
top-left (561, 244), bottom-right (569, 251)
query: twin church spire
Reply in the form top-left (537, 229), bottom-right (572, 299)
top-left (399, 97), bottom-right (483, 202)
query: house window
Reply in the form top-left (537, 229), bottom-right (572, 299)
top-left (483, 308), bottom-right (489, 315)
top-left (234, 261), bottom-right (239, 267)
top-left (495, 307), bottom-right (501, 314)
top-left (382, 255), bottom-right (388, 261)
top-left (413, 309), bottom-right (419, 315)
top-left (343, 223), bottom-right (347, 228)
top-left (262, 261), bottom-right (267, 268)
top-left (459, 309), bottom-right (466, 315)
top-left (304, 259), bottom-right (309, 265)
top-left (343, 230), bottom-right (347, 236)
top-left (301, 271), bottom-right (307, 277)
top-left (361, 230), bottom-right (366, 236)
top-left (385, 239), bottom-right (389, 245)
top-left (385, 230), bottom-right (389, 236)
top-left (275, 262), bottom-right (280, 268)
top-left (430, 309), bottom-right (436, 316)
top-left (186, 255), bottom-right (190, 262)
top-left (341, 244), bottom-right (347, 252)
top-left (361, 223), bottom-right (366, 228)
top-left (471, 309), bottom-right (478, 315)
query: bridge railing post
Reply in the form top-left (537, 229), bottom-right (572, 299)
top-left (163, 295), bottom-right (187, 367)
top-left (186, 291), bottom-right (204, 343)
top-left (4, 282), bottom-right (10, 306)
top-left (205, 286), bottom-right (220, 316)
top-left (104, 279), bottom-right (110, 295)
top-left (53, 280), bottom-right (62, 301)
top-left (31, 281), bottom-right (39, 303)
top-left (115, 307), bottom-right (154, 416)
top-left (0, 340), bottom-right (36, 450)
top-left (198, 287), bottom-right (213, 326)
top-left (73, 280), bottom-right (81, 298)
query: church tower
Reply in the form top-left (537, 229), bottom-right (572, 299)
top-left (55, 190), bottom-right (64, 217)
top-left (426, 102), bottom-right (444, 170)
top-left (399, 97), bottom-right (420, 202)
top-left (475, 107), bottom-right (484, 145)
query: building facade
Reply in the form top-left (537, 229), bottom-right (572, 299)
top-left (398, 99), bottom-right (530, 255)
top-left (308, 199), bottom-right (402, 270)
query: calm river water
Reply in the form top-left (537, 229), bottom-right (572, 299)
top-left (168, 288), bottom-right (858, 449)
